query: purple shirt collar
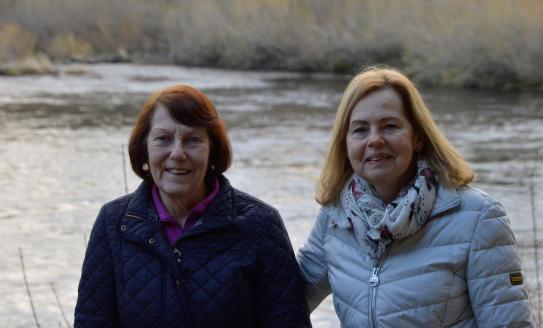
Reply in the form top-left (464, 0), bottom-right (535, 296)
top-left (151, 179), bottom-right (220, 245)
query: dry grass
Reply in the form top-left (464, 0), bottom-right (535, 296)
top-left (1, 0), bottom-right (542, 88)
top-left (0, 23), bottom-right (36, 62)
top-left (46, 32), bottom-right (95, 61)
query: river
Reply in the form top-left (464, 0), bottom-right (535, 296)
top-left (0, 63), bottom-right (542, 327)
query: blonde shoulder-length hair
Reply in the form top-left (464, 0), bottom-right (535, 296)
top-left (316, 67), bottom-right (474, 205)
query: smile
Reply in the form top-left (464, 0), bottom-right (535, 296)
top-left (166, 168), bottom-right (190, 175)
top-left (365, 154), bottom-right (392, 162)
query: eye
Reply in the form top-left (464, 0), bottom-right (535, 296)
top-left (383, 123), bottom-right (399, 131)
top-left (187, 136), bottom-right (203, 143)
top-left (151, 134), bottom-right (172, 145)
top-left (352, 126), bottom-right (369, 135)
top-left (155, 134), bottom-right (170, 141)
top-left (185, 135), bottom-right (207, 148)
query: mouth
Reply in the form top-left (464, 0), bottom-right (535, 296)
top-left (365, 154), bottom-right (392, 163)
top-left (165, 168), bottom-right (190, 175)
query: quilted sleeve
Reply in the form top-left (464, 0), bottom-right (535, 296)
top-left (255, 208), bottom-right (312, 328)
top-left (466, 197), bottom-right (535, 327)
top-left (74, 206), bottom-right (120, 327)
top-left (297, 208), bottom-right (332, 312)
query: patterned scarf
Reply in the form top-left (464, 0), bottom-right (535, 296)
top-left (340, 159), bottom-right (438, 260)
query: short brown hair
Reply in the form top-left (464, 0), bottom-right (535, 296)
top-left (128, 85), bottom-right (232, 186)
top-left (316, 67), bottom-right (474, 205)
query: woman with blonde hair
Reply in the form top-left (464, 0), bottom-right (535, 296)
top-left (298, 67), bottom-right (534, 327)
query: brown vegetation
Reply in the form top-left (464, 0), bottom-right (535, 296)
top-left (46, 32), bottom-right (95, 61)
top-left (0, 0), bottom-right (542, 88)
top-left (0, 23), bottom-right (36, 62)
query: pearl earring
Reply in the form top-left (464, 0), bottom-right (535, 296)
top-left (143, 163), bottom-right (149, 171)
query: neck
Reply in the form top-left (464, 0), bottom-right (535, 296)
top-left (159, 186), bottom-right (206, 226)
top-left (372, 185), bottom-right (399, 204)
top-left (373, 161), bottom-right (418, 204)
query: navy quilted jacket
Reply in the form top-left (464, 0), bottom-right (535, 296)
top-left (75, 176), bottom-right (311, 327)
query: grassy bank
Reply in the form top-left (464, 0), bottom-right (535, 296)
top-left (1, 0), bottom-right (542, 89)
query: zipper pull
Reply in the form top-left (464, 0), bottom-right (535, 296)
top-left (173, 247), bottom-right (181, 257)
top-left (369, 267), bottom-right (380, 287)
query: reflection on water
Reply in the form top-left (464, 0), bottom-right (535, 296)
top-left (0, 64), bottom-right (542, 327)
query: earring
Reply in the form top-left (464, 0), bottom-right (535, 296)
top-left (210, 164), bottom-right (216, 170)
top-left (143, 163), bottom-right (149, 171)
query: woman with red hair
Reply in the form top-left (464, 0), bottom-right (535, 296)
top-left (75, 85), bottom-right (310, 328)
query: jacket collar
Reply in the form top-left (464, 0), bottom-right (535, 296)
top-left (124, 179), bottom-right (158, 223)
top-left (197, 175), bottom-right (237, 230)
top-left (429, 184), bottom-right (460, 218)
top-left (117, 175), bottom-right (237, 279)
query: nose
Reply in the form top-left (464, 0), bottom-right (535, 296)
top-left (367, 129), bottom-right (385, 147)
top-left (169, 140), bottom-right (187, 161)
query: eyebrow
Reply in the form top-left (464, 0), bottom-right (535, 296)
top-left (185, 128), bottom-right (207, 136)
top-left (349, 120), bottom-right (368, 125)
top-left (350, 117), bottom-right (402, 124)
top-left (149, 127), bottom-right (171, 134)
top-left (149, 126), bottom-right (207, 136)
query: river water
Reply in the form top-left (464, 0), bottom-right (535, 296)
top-left (0, 63), bottom-right (542, 327)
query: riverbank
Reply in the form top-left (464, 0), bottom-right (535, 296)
top-left (1, 0), bottom-right (542, 90)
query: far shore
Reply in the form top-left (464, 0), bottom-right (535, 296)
top-left (2, 53), bottom-right (543, 92)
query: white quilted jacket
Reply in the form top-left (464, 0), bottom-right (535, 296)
top-left (298, 185), bottom-right (534, 327)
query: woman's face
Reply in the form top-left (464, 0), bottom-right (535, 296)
top-left (146, 104), bottom-right (210, 209)
top-left (346, 87), bottom-right (421, 201)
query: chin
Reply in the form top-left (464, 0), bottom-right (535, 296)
top-left (160, 185), bottom-right (191, 197)
top-left (359, 170), bottom-right (389, 180)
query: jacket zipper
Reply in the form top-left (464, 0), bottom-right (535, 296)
top-left (369, 263), bottom-right (379, 328)
top-left (369, 254), bottom-right (387, 328)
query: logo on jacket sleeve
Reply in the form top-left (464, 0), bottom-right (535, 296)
top-left (509, 272), bottom-right (523, 285)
